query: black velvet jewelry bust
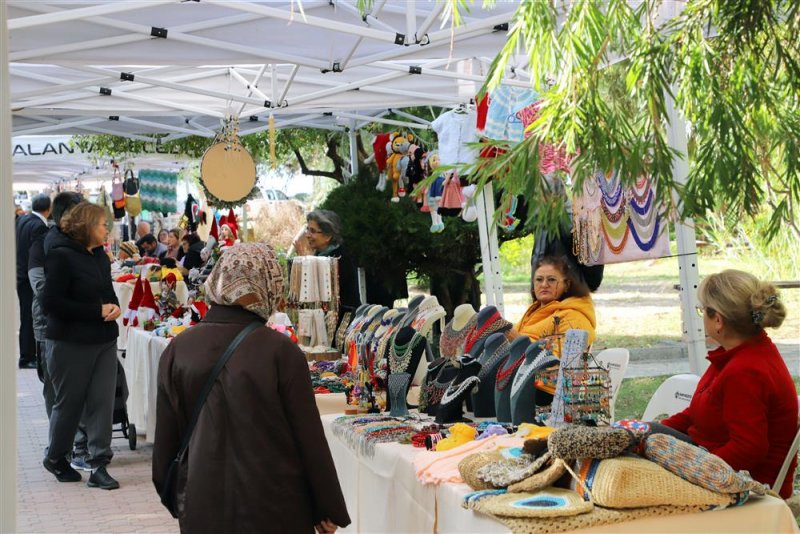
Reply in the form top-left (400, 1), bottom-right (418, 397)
top-left (510, 341), bottom-right (559, 425)
top-left (386, 326), bottom-right (428, 412)
top-left (493, 336), bottom-right (531, 423)
top-left (470, 332), bottom-right (511, 418)
top-left (465, 306), bottom-right (513, 360)
top-left (435, 356), bottom-right (482, 424)
top-left (388, 372), bottom-right (412, 417)
top-left (400, 295), bottom-right (426, 328)
top-left (419, 357), bottom-right (459, 416)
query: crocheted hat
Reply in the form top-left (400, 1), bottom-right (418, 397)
top-left (643, 433), bottom-right (769, 495)
top-left (573, 456), bottom-right (736, 508)
top-left (468, 488), bottom-right (593, 518)
top-left (122, 276), bottom-right (143, 327)
top-left (458, 451), bottom-right (505, 490)
top-left (507, 457), bottom-right (568, 493)
top-left (548, 425), bottom-right (635, 460)
top-left (118, 240), bottom-right (138, 258)
top-left (477, 452), bottom-right (553, 488)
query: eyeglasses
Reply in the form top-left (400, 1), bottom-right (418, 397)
top-left (533, 276), bottom-right (564, 287)
top-left (695, 305), bottom-right (716, 317)
top-left (305, 226), bottom-right (324, 235)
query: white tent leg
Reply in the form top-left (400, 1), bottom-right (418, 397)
top-left (666, 94), bottom-right (707, 375)
top-left (1, 3), bottom-right (17, 531)
top-left (476, 182), bottom-right (504, 314)
top-left (349, 119), bottom-right (359, 178)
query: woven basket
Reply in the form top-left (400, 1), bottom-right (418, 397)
top-left (575, 456), bottom-right (734, 508)
top-left (458, 451), bottom-right (504, 490)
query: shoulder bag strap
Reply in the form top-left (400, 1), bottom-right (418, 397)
top-left (175, 320), bottom-right (261, 456)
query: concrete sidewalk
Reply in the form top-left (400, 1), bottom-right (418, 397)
top-left (16, 368), bottom-right (177, 534)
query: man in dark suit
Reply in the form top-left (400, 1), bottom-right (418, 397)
top-left (16, 194), bottom-right (51, 369)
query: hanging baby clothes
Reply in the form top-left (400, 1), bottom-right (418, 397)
top-left (297, 309), bottom-right (329, 347)
top-left (483, 86), bottom-right (538, 142)
top-left (517, 101), bottom-right (574, 175)
top-left (431, 109), bottom-right (480, 165)
top-left (372, 133), bottom-right (391, 173)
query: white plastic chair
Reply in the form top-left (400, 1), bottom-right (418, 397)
top-left (772, 395), bottom-right (800, 493)
top-left (642, 374), bottom-right (701, 421)
top-left (593, 348), bottom-right (630, 421)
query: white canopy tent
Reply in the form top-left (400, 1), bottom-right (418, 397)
top-left (1, 2), bottom-right (705, 529)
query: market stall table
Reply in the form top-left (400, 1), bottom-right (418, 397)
top-left (123, 328), bottom-right (353, 442)
top-left (319, 413), bottom-right (799, 534)
top-left (113, 280), bottom-right (189, 351)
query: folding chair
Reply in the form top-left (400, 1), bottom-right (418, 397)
top-left (593, 348), bottom-right (630, 421)
top-left (772, 395), bottom-right (800, 493)
top-left (642, 373), bottom-right (700, 420)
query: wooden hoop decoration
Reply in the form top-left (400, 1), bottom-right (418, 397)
top-left (200, 141), bottom-right (256, 205)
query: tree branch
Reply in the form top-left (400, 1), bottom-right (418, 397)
top-left (287, 139), bottom-right (342, 182)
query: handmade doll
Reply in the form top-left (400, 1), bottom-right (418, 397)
top-left (219, 223), bottom-right (236, 248)
top-left (158, 273), bottom-right (180, 320)
top-left (427, 152), bottom-right (445, 233)
top-left (386, 132), bottom-right (413, 202)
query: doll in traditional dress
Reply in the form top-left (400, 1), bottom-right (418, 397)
top-left (427, 152), bottom-right (445, 233)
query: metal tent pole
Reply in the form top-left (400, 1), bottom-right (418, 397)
top-left (1, 3), bottom-right (17, 530)
top-left (475, 182), bottom-right (504, 314)
top-left (666, 94), bottom-right (707, 375)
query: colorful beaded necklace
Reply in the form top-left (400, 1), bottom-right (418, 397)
top-left (440, 314), bottom-right (478, 360)
top-left (496, 354), bottom-right (525, 391)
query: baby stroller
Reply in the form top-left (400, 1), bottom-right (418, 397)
top-left (113, 357), bottom-right (137, 450)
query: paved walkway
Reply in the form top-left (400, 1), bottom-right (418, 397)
top-left (16, 368), bottom-right (177, 534)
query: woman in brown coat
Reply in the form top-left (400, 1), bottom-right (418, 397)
top-left (153, 242), bottom-right (350, 533)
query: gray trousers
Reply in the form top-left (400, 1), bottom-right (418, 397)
top-left (46, 339), bottom-right (117, 468)
top-left (41, 339), bottom-right (88, 455)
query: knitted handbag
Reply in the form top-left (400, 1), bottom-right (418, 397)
top-left (573, 456), bottom-right (736, 509)
top-left (477, 452), bottom-right (552, 487)
top-left (466, 488), bottom-right (593, 518)
top-left (643, 433), bottom-right (770, 495)
top-left (458, 451), bottom-right (505, 490)
top-left (548, 425), bottom-right (635, 460)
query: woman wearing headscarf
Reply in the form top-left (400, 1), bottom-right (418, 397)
top-left (153, 243), bottom-right (350, 533)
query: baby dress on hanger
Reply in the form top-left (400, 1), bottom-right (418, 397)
top-left (440, 173), bottom-right (465, 211)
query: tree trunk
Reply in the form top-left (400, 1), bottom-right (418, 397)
top-left (430, 268), bottom-right (481, 320)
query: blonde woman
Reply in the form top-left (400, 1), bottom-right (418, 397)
top-left (661, 270), bottom-right (796, 497)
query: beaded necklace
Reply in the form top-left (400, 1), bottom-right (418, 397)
top-left (630, 176), bottom-right (651, 204)
top-left (601, 215), bottom-right (630, 254)
top-left (596, 170), bottom-right (622, 206)
top-left (629, 187), bottom-right (654, 216)
top-left (600, 194), bottom-right (627, 223)
top-left (628, 216), bottom-right (662, 251)
top-left (628, 196), bottom-right (658, 228)
top-left (478, 341), bottom-right (512, 380)
top-left (464, 312), bottom-right (511, 355)
top-left (510, 349), bottom-right (558, 397)
top-left (583, 174), bottom-right (600, 206)
top-left (439, 375), bottom-right (481, 406)
top-left (389, 332), bottom-right (425, 373)
top-left (495, 354), bottom-right (525, 391)
top-left (587, 208), bottom-right (602, 264)
top-left (440, 314), bottom-right (478, 360)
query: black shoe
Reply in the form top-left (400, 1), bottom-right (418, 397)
top-left (87, 466), bottom-right (119, 490)
top-left (43, 457), bottom-right (82, 482)
top-left (18, 360), bottom-right (37, 369)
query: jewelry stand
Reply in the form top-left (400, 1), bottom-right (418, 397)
top-left (435, 356), bottom-right (481, 424)
top-left (440, 304), bottom-right (478, 360)
top-left (542, 329), bottom-right (591, 427)
top-left (388, 372), bottom-right (411, 417)
top-left (493, 336), bottom-right (531, 423)
top-left (464, 306), bottom-right (512, 359)
top-left (510, 341), bottom-right (559, 425)
top-left (387, 326), bottom-right (428, 411)
top-left (470, 332), bottom-right (511, 418)
top-left (421, 358), bottom-right (459, 417)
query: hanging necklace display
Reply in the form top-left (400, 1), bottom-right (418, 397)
top-left (199, 114), bottom-right (259, 209)
top-left (601, 211), bottom-right (630, 254)
top-left (629, 175), bottom-right (652, 205)
top-left (628, 213), bottom-right (662, 251)
top-left (440, 315), bottom-right (478, 360)
top-left (629, 186), bottom-right (654, 215)
top-left (600, 194), bottom-right (627, 223)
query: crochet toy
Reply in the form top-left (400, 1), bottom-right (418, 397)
top-left (158, 273), bottom-right (180, 320)
top-left (427, 152), bottom-right (445, 233)
top-left (386, 132), bottom-right (413, 202)
top-left (436, 422), bottom-right (477, 451)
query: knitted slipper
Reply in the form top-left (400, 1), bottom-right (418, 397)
top-left (548, 425), bottom-right (635, 460)
top-left (507, 457), bottom-right (568, 493)
top-left (477, 452), bottom-right (553, 487)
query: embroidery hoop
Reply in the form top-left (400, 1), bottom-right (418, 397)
top-left (200, 116), bottom-right (258, 207)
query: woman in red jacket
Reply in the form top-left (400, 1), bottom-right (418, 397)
top-left (661, 270), bottom-right (796, 497)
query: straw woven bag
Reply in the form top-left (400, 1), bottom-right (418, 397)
top-left (471, 488), bottom-right (593, 518)
top-left (458, 451), bottom-right (504, 490)
top-left (507, 458), bottom-right (568, 493)
top-left (574, 456), bottom-right (735, 509)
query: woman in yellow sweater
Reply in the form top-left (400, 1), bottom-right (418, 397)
top-left (514, 255), bottom-right (597, 404)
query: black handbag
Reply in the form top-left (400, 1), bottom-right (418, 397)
top-left (123, 169), bottom-right (139, 195)
top-left (159, 321), bottom-right (261, 517)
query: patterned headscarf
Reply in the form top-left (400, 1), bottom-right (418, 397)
top-left (204, 242), bottom-right (284, 321)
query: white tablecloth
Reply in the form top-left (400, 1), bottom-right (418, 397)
top-left (320, 413), bottom-right (800, 534)
top-left (124, 328), bottom-right (170, 443)
top-left (113, 280), bottom-right (189, 351)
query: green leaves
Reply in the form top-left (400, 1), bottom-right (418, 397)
top-left (455, 0), bottom-right (800, 242)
